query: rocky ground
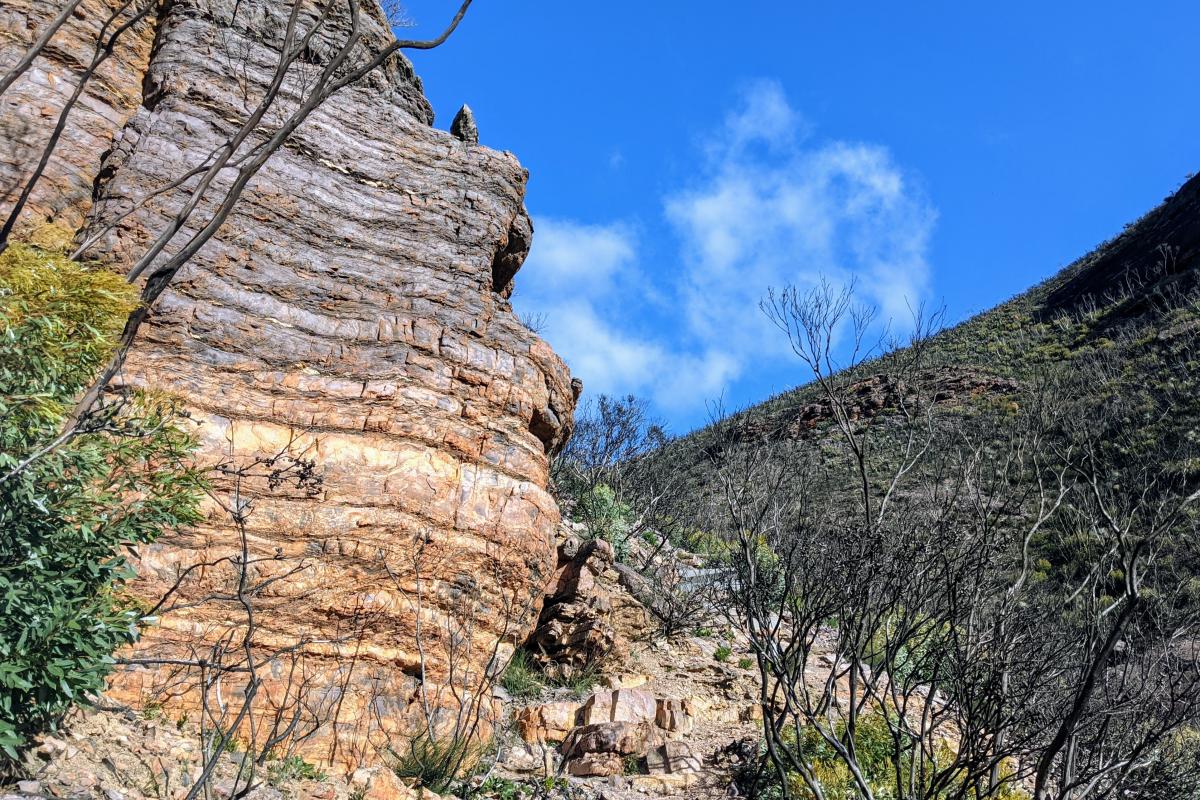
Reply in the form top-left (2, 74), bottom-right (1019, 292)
top-left (483, 525), bottom-right (801, 800)
top-left (0, 702), bottom-right (434, 800)
top-left (2, 526), bottom-right (824, 800)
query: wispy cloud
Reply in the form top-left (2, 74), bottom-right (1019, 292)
top-left (514, 80), bottom-right (937, 424)
top-left (517, 220), bottom-right (663, 397)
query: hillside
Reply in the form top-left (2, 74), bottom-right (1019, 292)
top-left (670, 170), bottom-right (1200, 458)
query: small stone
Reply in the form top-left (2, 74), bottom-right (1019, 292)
top-left (17, 781), bottom-right (41, 795)
top-left (38, 736), bottom-right (67, 756)
top-left (450, 104), bottom-right (478, 145)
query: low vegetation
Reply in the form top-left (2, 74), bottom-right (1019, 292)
top-left (0, 240), bottom-right (202, 761)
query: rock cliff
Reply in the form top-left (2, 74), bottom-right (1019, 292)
top-left (2, 0), bottom-right (577, 768)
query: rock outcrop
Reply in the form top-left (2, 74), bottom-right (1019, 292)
top-left (2, 0), bottom-right (576, 769)
top-left (527, 536), bottom-right (619, 677)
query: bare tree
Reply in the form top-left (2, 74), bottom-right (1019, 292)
top-left (111, 431), bottom-right (363, 798)
top-left (711, 280), bottom-right (1200, 800)
top-left (380, 522), bottom-right (550, 794)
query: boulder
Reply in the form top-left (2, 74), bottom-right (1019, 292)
top-left (562, 721), bottom-right (663, 758)
top-left (514, 701), bottom-right (581, 743)
top-left (566, 752), bottom-right (624, 778)
top-left (654, 698), bottom-right (694, 735)
top-left (498, 740), bottom-right (557, 774)
top-left (350, 766), bottom-right (443, 800)
top-left (646, 740), bottom-right (702, 775)
top-left (630, 773), bottom-right (701, 794)
top-left (579, 688), bottom-right (657, 725)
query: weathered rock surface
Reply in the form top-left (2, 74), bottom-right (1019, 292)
top-left (562, 721), bottom-right (662, 759)
top-left (527, 536), bottom-right (617, 676)
top-left (0, 0), bottom-right (156, 233)
top-left (645, 740), bottom-right (702, 775)
top-left (514, 700), bottom-right (581, 744)
top-left (578, 688), bottom-right (657, 726)
top-left (654, 698), bottom-right (694, 735)
top-left (2, 0), bottom-right (576, 769)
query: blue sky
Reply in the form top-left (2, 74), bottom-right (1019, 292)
top-left (397, 1), bottom-right (1199, 433)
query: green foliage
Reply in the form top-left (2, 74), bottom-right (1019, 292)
top-left (0, 241), bottom-right (203, 758)
top-left (500, 648), bottom-right (545, 700)
top-left (574, 483), bottom-right (632, 561)
top-left (862, 614), bottom-right (947, 686)
top-left (389, 731), bottom-right (485, 793)
top-left (475, 776), bottom-right (532, 799)
top-left (500, 647), bottom-right (600, 700)
top-left (750, 714), bottom-right (1030, 800)
top-left (543, 663), bottom-right (601, 698)
top-left (267, 755), bottom-right (326, 784)
top-left (681, 529), bottom-right (732, 560)
top-left (622, 753), bottom-right (646, 775)
top-left (541, 776), bottom-right (569, 793)
top-left (713, 645), bottom-right (732, 662)
top-left (738, 657), bottom-right (754, 670)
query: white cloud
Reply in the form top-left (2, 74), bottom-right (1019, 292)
top-left (521, 219), bottom-right (635, 296)
top-left (668, 81), bottom-right (936, 365)
top-left (516, 221), bottom-right (660, 397)
top-left (514, 80), bottom-right (937, 425)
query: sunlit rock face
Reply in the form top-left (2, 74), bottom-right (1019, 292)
top-left (0, 0), bottom-right (156, 231)
top-left (2, 0), bottom-right (577, 767)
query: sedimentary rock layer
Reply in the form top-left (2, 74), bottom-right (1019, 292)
top-left (2, 0), bottom-right (576, 767)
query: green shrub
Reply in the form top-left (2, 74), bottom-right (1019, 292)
top-left (500, 649), bottom-right (545, 700)
top-left (0, 241), bottom-right (202, 759)
top-left (694, 627), bottom-right (714, 638)
top-left (757, 713), bottom-right (1031, 800)
top-left (476, 776), bottom-right (531, 799)
top-left (737, 657), bottom-right (754, 670)
top-left (543, 662), bottom-right (602, 698)
top-left (574, 484), bottom-right (632, 560)
top-left (713, 645), bottom-right (732, 662)
top-left (389, 731), bottom-right (485, 793)
top-left (267, 755), bottom-right (326, 784)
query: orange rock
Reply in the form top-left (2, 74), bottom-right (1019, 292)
top-left (580, 689), bottom-right (658, 725)
top-left (566, 752), bottom-right (624, 778)
top-left (3, 0), bottom-right (578, 772)
top-left (515, 702), bottom-right (581, 743)
top-left (654, 698), bottom-right (695, 735)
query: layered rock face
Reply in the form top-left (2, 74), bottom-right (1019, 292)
top-left (2, 0), bottom-right (576, 768)
top-left (0, 0), bottom-right (156, 231)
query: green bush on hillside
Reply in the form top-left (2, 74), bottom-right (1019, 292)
top-left (0, 241), bottom-right (202, 759)
top-left (573, 483), bottom-right (632, 560)
top-left (745, 713), bottom-right (1029, 800)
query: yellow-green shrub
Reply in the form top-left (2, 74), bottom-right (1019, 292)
top-left (0, 240), bottom-right (202, 759)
